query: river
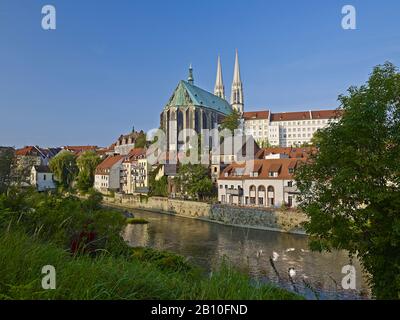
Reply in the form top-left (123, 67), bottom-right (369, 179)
top-left (121, 208), bottom-right (370, 300)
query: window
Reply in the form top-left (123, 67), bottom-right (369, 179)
top-left (288, 181), bottom-right (293, 187)
top-left (43, 174), bottom-right (46, 181)
top-left (219, 185), bottom-right (223, 189)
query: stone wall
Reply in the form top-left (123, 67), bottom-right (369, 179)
top-left (102, 194), bottom-right (307, 234)
top-left (209, 204), bottom-right (307, 234)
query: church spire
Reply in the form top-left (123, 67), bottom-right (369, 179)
top-left (214, 56), bottom-right (225, 100)
top-left (230, 49), bottom-right (244, 113)
top-left (188, 64), bottom-right (194, 85)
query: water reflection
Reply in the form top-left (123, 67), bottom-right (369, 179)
top-left (122, 209), bottom-right (370, 299)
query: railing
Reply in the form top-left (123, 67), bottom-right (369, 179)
top-left (284, 186), bottom-right (299, 193)
top-left (226, 188), bottom-right (243, 196)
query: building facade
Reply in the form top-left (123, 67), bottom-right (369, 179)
top-left (217, 156), bottom-right (306, 208)
top-left (94, 155), bottom-right (124, 193)
top-left (30, 165), bottom-right (56, 192)
top-left (121, 148), bottom-right (149, 194)
top-left (243, 110), bottom-right (340, 147)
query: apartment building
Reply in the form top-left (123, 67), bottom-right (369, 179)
top-left (243, 109), bottom-right (340, 147)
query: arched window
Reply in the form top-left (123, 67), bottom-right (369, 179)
top-left (177, 109), bottom-right (184, 133)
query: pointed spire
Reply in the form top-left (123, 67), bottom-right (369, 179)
top-left (232, 49), bottom-right (241, 85)
top-left (188, 64), bottom-right (194, 85)
top-left (230, 49), bottom-right (244, 113)
top-left (214, 56), bottom-right (225, 99)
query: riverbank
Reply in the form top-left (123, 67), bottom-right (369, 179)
top-left (102, 194), bottom-right (308, 235)
top-left (0, 189), bottom-right (303, 300)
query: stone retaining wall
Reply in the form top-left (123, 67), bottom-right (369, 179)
top-left (102, 194), bottom-right (307, 234)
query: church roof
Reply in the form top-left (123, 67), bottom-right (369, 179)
top-left (166, 80), bottom-right (232, 115)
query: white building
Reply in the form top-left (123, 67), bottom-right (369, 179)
top-left (243, 110), bottom-right (340, 147)
top-left (217, 157), bottom-right (305, 208)
top-left (94, 155), bottom-right (124, 193)
top-left (30, 165), bottom-right (56, 191)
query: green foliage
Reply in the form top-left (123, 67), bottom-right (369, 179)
top-left (0, 188), bottom-right (301, 300)
top-left (49, 151), bottom-right (78, 191)
top-left (135, 131), bottom-right (147, 148)
top-left (0, 147), bottom-right (14, 194)
top-left (259, 139), bottom-right (272, 148)
top-left (0, 188), bottom-right (127, 255)
top-left (76, 151), bottom-right (101, 193)
top-left (295, 62), bottom-right (400, 299)
top-left (220, 110), bottom-right (241, 133)
top-left (175, 164), bottom-right (213, 200)
top-left (132, 247), bottom-right (194, 273)
top-left (126, 217), bottom-right (149, 224)
top-left (0, 232), bottom-right (301, 300)
top-left (148, 166), bottom-right (168, 197)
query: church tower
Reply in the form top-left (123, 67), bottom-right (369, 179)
top-left (214, 56), bottom-right (225, 100)
top-left (230, 49), bottom-right (244, 114)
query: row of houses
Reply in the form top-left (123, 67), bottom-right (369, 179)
top-left (93, 147), bottom-right (149, 195)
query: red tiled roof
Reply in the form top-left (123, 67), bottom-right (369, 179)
top-left (95, 155), bottom-right (124, 174)
top-left (124, 148), bottom-right (146, 162)
top-left (219, 158), bottom-right (306, 180)
top-left (242, 111), bottom-right (270, 120)
top-left (16, 146), bottom-right (38, 156)
top-left (270, 109), bottom-right (339, 122)
top-left (256, 147), bottom-right (315, 160)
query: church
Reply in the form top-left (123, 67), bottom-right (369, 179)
top-left (160, 50), bottom-right (244, 152)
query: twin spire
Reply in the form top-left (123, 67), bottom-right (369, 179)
top-left (187, 50), bottom-right (244, 114)
top-left (213, 50), bottom-right (244, 114)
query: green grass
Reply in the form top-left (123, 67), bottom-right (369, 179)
top-left (126, 218), bottom-right (149, 224)
top-left (0, 188), bottom-right (303, 300)
top-left (0, 231), bottom-right (302, 300)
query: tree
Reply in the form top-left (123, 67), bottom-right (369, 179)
top-left (175, 164), bottom-right (213, 200)
top-left (259, 139), bottom-right (272, 148)
top-left (295, 62), bottom-right (400, 299)
top-left (49, 151), bottom-right (78, 191)
top-left (76, 151), bottom-right (101, 193)
top-left (0, 147), bottom-right (14, 193)
top-left (220, 110), bottom-right (241, 133)
top-left (148, 165), bottom-right (168, 197)
top-left (135, 131), bottom-right (147, 148)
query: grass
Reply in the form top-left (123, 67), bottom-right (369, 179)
top-left (0, 188), bottom-right (303, 300)
top-left (0, 231), bottom-right (302, 300)
top-left (126, 218), bottom-right (149, 224)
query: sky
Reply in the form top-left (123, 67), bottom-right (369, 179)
top-left (1, 0), bottom-right (399, 148)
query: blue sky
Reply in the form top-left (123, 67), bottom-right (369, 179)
top-left (1, 0), bottom-right (399, 148)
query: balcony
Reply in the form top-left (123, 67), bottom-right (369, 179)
top-left (226, 188), bottom-right (243, 196)
top-left (284, 186), bottom-right (299, 194)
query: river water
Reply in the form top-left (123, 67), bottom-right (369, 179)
top-left (122, 208), bottom-right (370, 300)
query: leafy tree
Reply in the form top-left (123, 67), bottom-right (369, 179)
top-left (220, 110), bottom-right (241, 133)
top-left (259, 139), bottom-right (272, 148)
top-left (148, 165), bottom-right (168, 197)
top-left (135, 131), bottom-right (147, 148)
top-left (0, 147), bottom-right (14, 193)
top-left (176, 164), bottom-right (213, 200)
top-left (49, 151), bottom-right (78, 191)
top-left (76, 151), bottom-right (101, 193)
top-left (295, 62), bottom-right (400, 299)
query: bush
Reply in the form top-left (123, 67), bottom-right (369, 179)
top-left (126, 218), bottom-right (149, 224)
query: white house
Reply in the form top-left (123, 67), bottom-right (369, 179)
top-left (94, 155), bottom-right (124, 193)
top-left (30, 165), bottom-right (56, 191)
